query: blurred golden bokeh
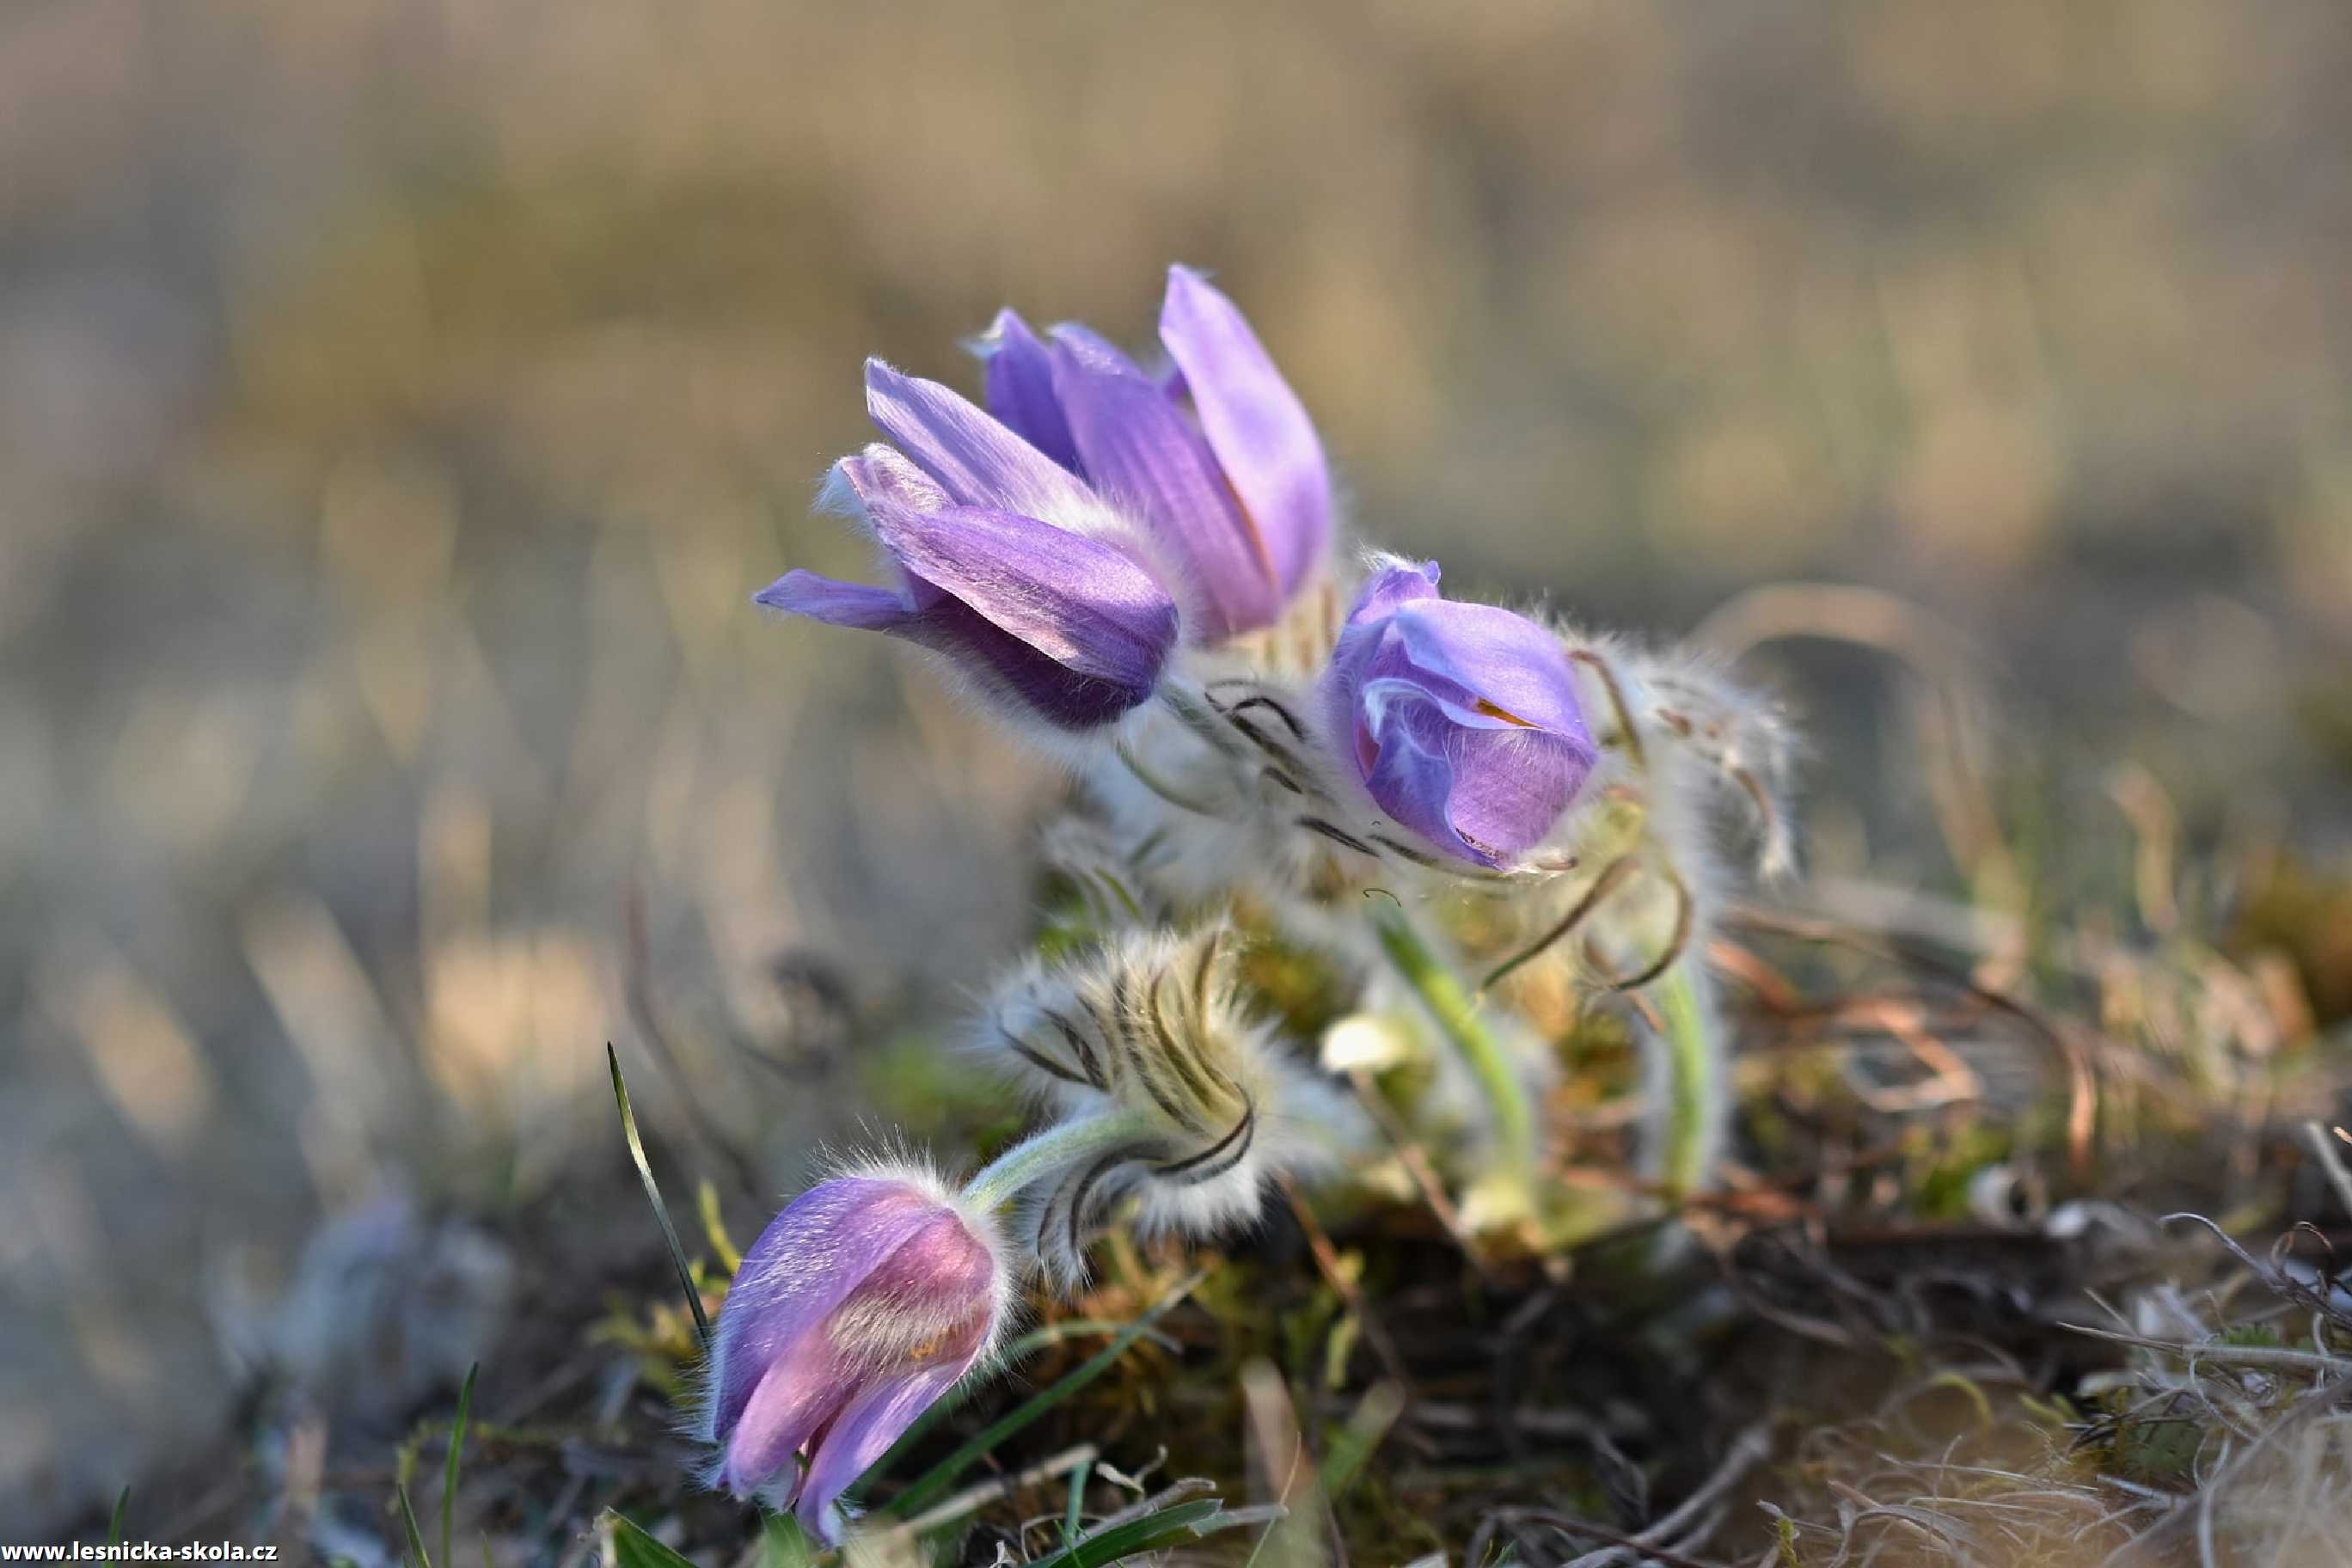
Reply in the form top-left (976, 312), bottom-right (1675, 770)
top-left (3, 0), bottom-right (2349, 1533)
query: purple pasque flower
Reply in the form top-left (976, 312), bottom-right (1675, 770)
top-left (756, 362), bottom-right (1180, 732)
top-left (1320, 558), bottom-right (1598, 869)
top-left (703, 1170), bottom-right (1007, 1544)
top-left (977, 266), bottom-right (1332, 643)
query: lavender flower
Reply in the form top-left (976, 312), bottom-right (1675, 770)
top-left (756, 364), bottom-right (1180, 732)
top-left (1320, 558), bottom-right (1598, 869)
top-left (978, 266), bottom-right (1332, 642)
top-left (701, 1169), bottom-right (1008, 1543)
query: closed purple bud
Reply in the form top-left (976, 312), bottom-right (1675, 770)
top-left (1320, 558), bottom-right (1598, 869)
top-left (702, 1171), bottom-right (1007, 1544)
top-left (977, 268), bottom-right (1332, 643)
top-left (756, 366), bottom-right (1181, 733)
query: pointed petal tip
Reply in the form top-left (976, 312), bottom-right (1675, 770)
top-left (1155, 266), bottom-right (1333, 602)
top-left (964, 307), bottom-right (1031, 361)
top-left (753, 570), bottom-right (911, 631)
top-left (1165, 261), bottom-right (1216, 297)
top-left (865, 356), bottom-right (1095, 518)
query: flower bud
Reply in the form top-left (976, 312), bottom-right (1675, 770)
top-left (1319, 557), bottom-right (1598, 869)
top-left (701, 1167), bottom-right (1008, 1544)
top-left (981, 925), bottom-right (1360, 1285)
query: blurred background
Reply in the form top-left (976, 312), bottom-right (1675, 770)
top-left (5, 0), bottom-right (2350, 1538)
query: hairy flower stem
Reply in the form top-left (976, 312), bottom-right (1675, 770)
top-left (1371, 902), bottom-right (1539, 1190)
top-left (1650, 959), bottom-right (1723, 1199)
top-left (959, 1111), bottom-right (1160, 1215)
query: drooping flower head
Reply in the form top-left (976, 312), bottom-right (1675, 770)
top-left (701, 1167), bottom-right (1009, 1544)
top-left (977, 266), bottom-right (1332, 643)
top-left (1320, 558), bottom-right (1598, 870)
top-left (980, 924), bottom-right (1363, 1286)
top-left (756, 363), bottom-right (1180, 733)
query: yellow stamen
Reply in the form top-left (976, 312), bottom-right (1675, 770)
top-left (1474, 699), bottom-right (1534, 726)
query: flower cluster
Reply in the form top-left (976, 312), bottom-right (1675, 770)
top-left (712, 266), bottom-right (1796, 1543)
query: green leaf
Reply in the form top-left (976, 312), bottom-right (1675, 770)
top-left (604, 1512), bottom-right (704, 1568)
top-left (107, 1487), bottom-right (129, 1551)
top-left (756, 1511), bottom-right (819, 1568)
top-left (441, 1363), bottom-right (477, 1568)
top-left (881, 1268), bottom-right (1208, 1522)
top-left (607, 1043), bottom-right (711, 1345)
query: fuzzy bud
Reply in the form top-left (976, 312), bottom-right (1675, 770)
top-left (1319, 557), bottom-right (1599, 869)
top-left (980, 925), bottom-right (1359, 1285)
top-left (701, 1167), bottom-right (1008, 1544)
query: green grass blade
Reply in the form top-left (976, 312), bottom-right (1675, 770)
top-left (396, 1483), bottom-right (433, 1568)
top-left (999, 1316), bottom-right (1182, 1361)
top-left (107, 1487), bottom-right (128, 1551)
top-left (1029, 1499), bottom-right (1264, 1567)
top-left (1319, 1381), bottom-right (1406, 1504)
top-left (858, 1316), bottom-right (1184, 1497)
top-left (440, 1363), bottom-right (477, 1568)
top-left (1063, 1457), bottom-right (1093, 1545)
top-left (607, 1043), bottom-right (712, 1346)
top-left (603, 1512), bottom-right (704, 1568)
top-left (882, 1268), bottom-right (1207, 1521)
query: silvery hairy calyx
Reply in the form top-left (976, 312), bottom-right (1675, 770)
top-left (723, 265), bottom-right (1798, 1536)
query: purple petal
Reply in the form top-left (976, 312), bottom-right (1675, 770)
top-left (865, 359), bottom-right (1099, 523)
top-left (1442, 726), bottom-right (1593, 860)
top-left (1344, 558), bottom-right (1442, 627)
top-left (1159, 267), bottom-right (1332, 597)
top-left (706, 1179), bottom-right (942, 1449)
top-left (1049, 322), bottom-right (1149, 379)
top-left (977, 311), bottom-right (1081, 472)
top-left (1379, 599), bottom-right (1591, 740)
top-left (850, 1206), bottom-right (996, 1305)
top-left (717, 1324), bottom-right (854, 1499)
top-left (919, 597), bottom-right (1175, 729)
top-left (1352, 689), bottom-right (1462, 858)
top-left (1382, 606), bottom-right (1589, 747)
top-left (1049, 341), bottom-right (1279, 640)
top-left (754, 570), bottom-right (913, 630)
top-left (793, 1331), bottom-right (991, 1544)
top-left (836, 444), bottom-right (951, 515)
top-left (1353, 678), bottom-right (1592, 867)
top-left (865, 499), bottom-right (1178, 689)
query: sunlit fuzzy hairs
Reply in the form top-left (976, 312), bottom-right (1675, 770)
top-left (1564, 630), bottom-right (1798, 881)
top-left (1472, 634), bottom-right (1796, 984)
top-left (976, 923), bottom-right (1363, 1288)
top-left (1457, 632), bottom-right (1792, 1190)
top-left (1082, 669), bottom-right (1575, 915)
top-left (1035, 811), bottom-right (1168, 933)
